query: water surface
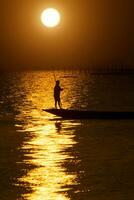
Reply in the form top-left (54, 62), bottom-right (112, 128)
top-left (0, 71), bottom-right (134, 200)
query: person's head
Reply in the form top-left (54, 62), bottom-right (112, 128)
top-left (56, 80), bottom-right (60, 85)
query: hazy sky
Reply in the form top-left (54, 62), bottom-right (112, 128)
top-left (1, 0), bottom-right (134, 70)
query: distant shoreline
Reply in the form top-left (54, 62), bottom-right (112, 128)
top-left (90, 71), bottom-right (134, 75)
top-left (0, 68), bottom-right (134, 75)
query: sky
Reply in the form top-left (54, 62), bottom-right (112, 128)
top-left (1, 0), bottom-right (134, 70)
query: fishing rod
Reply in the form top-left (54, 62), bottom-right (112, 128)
top-left (53, 71), bottom-right (57, 82)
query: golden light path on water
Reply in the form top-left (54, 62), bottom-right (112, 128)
top-left (19, 122), bottom-right (77, 200)
top-left (15, 71), bottom-right (81, 200)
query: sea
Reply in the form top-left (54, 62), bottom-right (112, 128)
top-left (0, 70), bottom-right (134, 200)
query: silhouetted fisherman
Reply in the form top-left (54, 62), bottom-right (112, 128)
top-left (54, 80), bottom-right (63, 109)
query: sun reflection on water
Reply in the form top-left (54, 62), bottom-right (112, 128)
top-left (17, 119), bottom-right (78, 200)
top-left (14, 71), bottom-right (81, 200)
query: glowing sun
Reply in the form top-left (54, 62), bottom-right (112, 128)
top-left (41, 8), bottom-right (61, 28)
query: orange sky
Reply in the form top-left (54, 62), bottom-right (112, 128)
top-left (1, 0), bottom-right (134, 70)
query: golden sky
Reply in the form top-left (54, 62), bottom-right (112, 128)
top-left (1, 0), bottom-right (134, 70)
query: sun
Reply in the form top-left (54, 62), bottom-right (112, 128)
top-left (41, 8), bottom-right (61, 28)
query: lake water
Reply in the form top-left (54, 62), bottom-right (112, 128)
top-left (0, 70), bottom-right (134, 200)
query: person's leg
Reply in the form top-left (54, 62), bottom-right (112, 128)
top-left (58, 99), bottom-right (62, 109)
top-left (55, 99), bottom-right (57, 109)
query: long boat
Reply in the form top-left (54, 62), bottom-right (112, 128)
top-left (43, 108), bottom-right (134, 119)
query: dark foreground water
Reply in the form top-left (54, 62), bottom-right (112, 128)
top-left (0, 71), bottom-right (134, 200)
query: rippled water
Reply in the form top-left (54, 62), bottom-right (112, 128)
top-left (0, 71), bottom-right (134, 200)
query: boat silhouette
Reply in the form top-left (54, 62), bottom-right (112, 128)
top-left (43, 109), bottom-right (134, 119)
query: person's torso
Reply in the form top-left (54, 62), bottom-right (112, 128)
top-left (54, 86), bottom-right (61, 97)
